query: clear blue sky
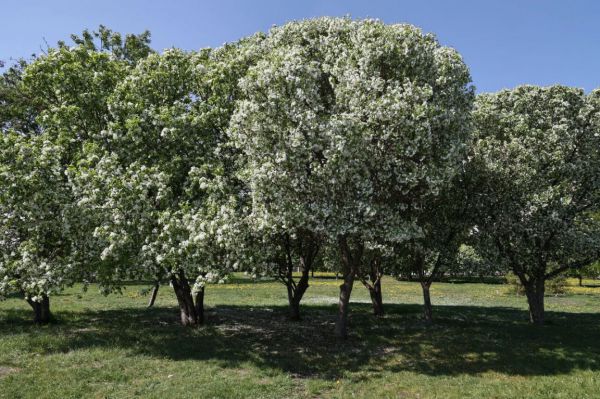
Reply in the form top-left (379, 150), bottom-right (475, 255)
top-left (2, 0), bottom-right (599, 93)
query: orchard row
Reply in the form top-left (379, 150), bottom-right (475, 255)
top-left (1, 18), bottom-right (598, 337)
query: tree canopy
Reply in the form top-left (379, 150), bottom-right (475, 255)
top-left (0, 19), bottom-right (598, 334)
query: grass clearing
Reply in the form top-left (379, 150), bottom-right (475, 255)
top-left (1, 276), bottom-right (600, 398)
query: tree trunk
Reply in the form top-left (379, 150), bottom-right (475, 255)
top-left (421, 282), bottom-right (433, 323)
top-left (287, 269), bottom-right (309, 321)
top-left (368, 278), bottom-right (384, 317)
top-left (368, 287), bottom-right (383, 316)
top-left (335, 271), bottom-right (355, 339)
top-left (27, 295), bottom-right (51, 324)
top-left (171, 271), bottom-right (203, 326)
top-left (289, 298), bottom-right (301, 321)
top-left (194, 286), bottom-right (205, 325)
top-left (280, 232), bottom-right (318, 321)
top-left (335, 236), bottom-right (362, 339)
top-left (147, 282), bottom-right (160, 308)
top-left (524, 277), bottom-right (545, 324)
top-left (578, 274), bottom-right (583, 287)
top-left (363, 270), bottom-right (384, 316)
top-left (364, 257), bottom-right (384, 317)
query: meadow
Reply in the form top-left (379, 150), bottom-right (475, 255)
top-left (1, 275), bottom-right (600, 398)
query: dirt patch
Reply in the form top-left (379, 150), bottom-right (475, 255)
top-left (72, 327), bottom-right (99, 333)
top-left (0, 366), bottom-right (19, 378)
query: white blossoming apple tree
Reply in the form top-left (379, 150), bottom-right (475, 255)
top-left (73, 41), bottom-right (260, 326)
top-left (472, 86), bottom-right (600, 324)
top-left (0, 134), bottom-right (72, 323)
top-left (0, 28), bottom-right (150, 323)
top-left (392, 164), bottom-right (474, 322)
top-left (231, 17), bottom-right (474, 337)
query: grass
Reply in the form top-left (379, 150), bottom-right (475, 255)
top-left (1, 276), bottom-right (600, 398)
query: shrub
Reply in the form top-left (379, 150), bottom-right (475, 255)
top-left (505, 273), bottom-right (525, 296)
top-left (546, 275), bottom-right (568, 296)
top-left (505, 273), bottom-right (568, 296)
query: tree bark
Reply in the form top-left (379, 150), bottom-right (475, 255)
top-left (194, 286), bottom-right (205, 325)
top-left (524, 277), bottom-right (545, 324)
top-left (368, 278), bottom-right (384, 317)
top-left (147, 282), bottom-right (160, 308)
top-left (335, 271), bottom-right (355, 339)
top-left (287, 269), bottom-right (309, 321)
top-left (335, 236), bottom-right (362, 339)
top-left (170, 270), bottom-right (204, 326)
top-left (578, 274), bottom-right (583, 287)
top-left (27, 295), bottom-right (51, 324)
top-left (363, 257), bottom-right (383, 316)
top-left (421, 282), bottom-right (433, 323)
top-left (280, 232), bottom-right (318, 321)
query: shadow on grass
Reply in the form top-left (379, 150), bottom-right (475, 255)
top-left (1, 302), bottom-right (600, 379)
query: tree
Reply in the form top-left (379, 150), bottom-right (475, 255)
top-left (568, 261), bottom-right (600, 286)
top-left (72, 40), bottom-right (259, 326)
top-left (240, 229), bottom-right (322, 321)
top-left (230, 17), bottom-right (473, 337)
top-left (0, 134), bottom-right (71, 323)
top-left (0, 27), bottom-right (151, 323)
top-left (65, 24), bottom-right (152, 64)
top-left (0, 58), bottom-right (40, 135)
top-left (393, 166), bottom-right (473, 322)
top-left (472, 86), bottom-right (600, 324)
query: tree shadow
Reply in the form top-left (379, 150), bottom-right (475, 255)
top-left (1, 302), bottom-right (599, 379)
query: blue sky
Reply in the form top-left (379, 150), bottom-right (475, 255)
top-left (2, 0), bottom-right (599, 93)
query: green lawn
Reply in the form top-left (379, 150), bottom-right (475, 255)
top-left (1, 275), bottom-right (600, 398)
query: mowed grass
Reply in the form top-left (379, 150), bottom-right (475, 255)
top-left (1, 275), bottom-right (600, 398)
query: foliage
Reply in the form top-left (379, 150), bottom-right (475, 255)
top-left (472, 85), bottom-right (600, 323)
top-left (232, 17), bottom-right (473, 246)
top-left (454, 244), bottom-right (507, 278)
top-left (546, 275), bottom-right (568, 296)
top-left (505, 273), bottom-right (526, 296)
top-left (1, 18), bottom-right (600, 337)
top-left (0, 58), bottom-right (40, 135)
top-left (230, 17), bottom-right (474, 333)
top-left (505, 273), bottom-right (567, 296)
top-left (0, 134), bottom-right (73, 302)
top-left (0, 27), bottom-right (151, 315)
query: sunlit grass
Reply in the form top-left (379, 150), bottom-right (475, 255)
top-left (1, 275), bottom-right (600, 398)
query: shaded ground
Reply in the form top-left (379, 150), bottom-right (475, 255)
top-left (1, 276), bottom-right (600, 398)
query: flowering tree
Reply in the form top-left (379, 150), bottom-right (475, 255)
top-left (0, 28), bottom-right (149, 323)
top-left (0, 58), bottom-right (40, 135)
top-left (73, 42), bottom-right (257, 325)
top-left (392, 166), bottom-right (473, 322)
top-left (0, 134), bottom-right (72, 322)
top-left (472, 86), bottom-right (600, 324)
top-left (231, 17), bottom-right (473, 337)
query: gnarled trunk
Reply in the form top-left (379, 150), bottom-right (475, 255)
top-left (147, 282), bottom-right (160, 308)
top-left (280, 232), bottom-right (319, 321)
top-left (27, 295), bottom-right (51, 324)
top-left (421, 282), bottom-right (433, 323)
top-left (287, 269), bottom-right (309, 320)
top-left (335, 236), bottom-right (363, 339)
top-left (524, 277), bottom-right (545, 324)
top-left (368, 278), bottom-right (384, 317)
top-left (335, 271), bottom-right (355, 339)
top-left (362, 256), bottom-right (384, 316)
top-left (194, 286), bottom-right (205, 325)
top-left (171, 270), bottom-right (204, 326)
